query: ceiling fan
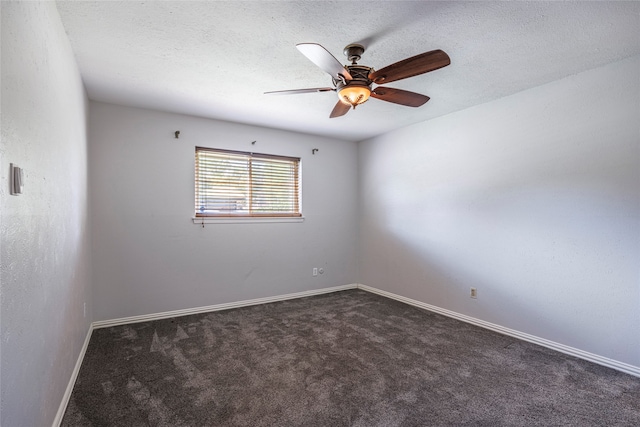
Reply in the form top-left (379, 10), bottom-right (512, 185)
top-left (265, 43), bottom-right (450, 118)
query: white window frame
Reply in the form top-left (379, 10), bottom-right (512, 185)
top-left (193, 147), bottom-right (303, 224)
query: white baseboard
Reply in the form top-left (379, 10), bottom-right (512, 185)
top-left (92, 284), bottom-right (358, 329)
top-left (356, 284), bottom-right (640, 378)
top-left (52, 324), bottom-right (94, 427)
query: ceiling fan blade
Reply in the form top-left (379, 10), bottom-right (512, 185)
top-left (297, 43), bottom-right (353, 81)
top-left (369, 49), bottom-right (450, 84)
top-left (330, 100), bottom-right (351, 118)
top-left (265, 87), bottom-right (335, 95)
top-left (371, 87), bottom-right (430, 107)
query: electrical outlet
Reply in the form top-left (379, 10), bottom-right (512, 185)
top-left (470, 288), bottom-right (477, 299)
top-left (313, 268), bottom-right (318, 276)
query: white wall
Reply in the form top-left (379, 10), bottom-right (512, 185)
top-left (358, 55), bottom-right (640, 368)
top-left (89, 102), bottom-right (359, 321)
top-left (1, 2), bottom-right (91, 426)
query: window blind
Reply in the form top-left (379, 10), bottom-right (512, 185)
top-left (195, 147), bottom-right (301, 217)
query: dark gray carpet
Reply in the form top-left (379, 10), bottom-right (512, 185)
top-left (62, 290), bottom-right (640, 426)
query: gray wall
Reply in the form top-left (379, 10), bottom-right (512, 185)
top-left (358, 55), bottom-right (640, 368)
top-left (1, 2), bottom-right (92, 426)
top-left (88, 102), bottom-right (359, 321)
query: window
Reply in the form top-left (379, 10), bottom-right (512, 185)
top-left (195, 147), bottom-right (301, 218)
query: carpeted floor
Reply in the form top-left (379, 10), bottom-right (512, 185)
top-left (62, 289), bottom-right (640, 426)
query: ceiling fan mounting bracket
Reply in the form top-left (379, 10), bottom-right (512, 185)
top-left (343, 43), bottom-right (365, 64)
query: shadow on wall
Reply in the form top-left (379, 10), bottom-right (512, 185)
top-left (360, 181), bottom-right (636, 360)
top-left (359, 123), bottom-right (638, 364)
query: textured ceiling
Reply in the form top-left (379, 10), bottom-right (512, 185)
top-left (56, 1), bottom-right (640, 142)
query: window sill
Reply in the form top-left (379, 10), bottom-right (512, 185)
top-left (192, 216), bottom-right (305, 225)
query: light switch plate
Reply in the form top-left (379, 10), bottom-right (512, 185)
top-left (10, 163), bottom-right (24, 195)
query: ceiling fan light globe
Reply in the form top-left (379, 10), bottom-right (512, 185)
top-left (338, 85), bottom-right (371, 108)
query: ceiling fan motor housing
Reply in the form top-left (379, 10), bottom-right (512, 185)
top-left (333, 65), bottom-right (372, 86)
top-left (335, 65), bottom-right (373, 107)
